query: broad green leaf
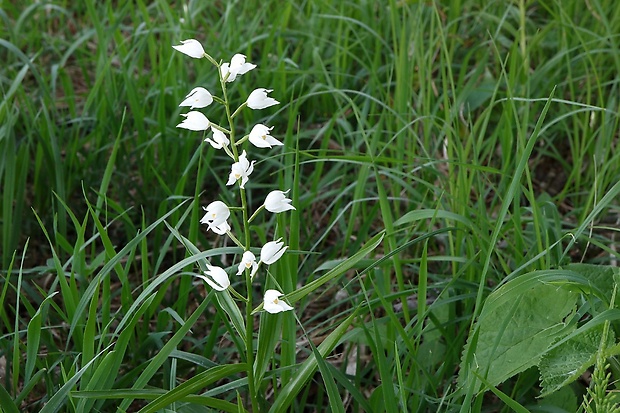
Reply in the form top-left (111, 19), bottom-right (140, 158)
top-left (471, 370), bottom-right (531, 413)
top-left (537, 386), bottom-right (578, 413)
top-left (459, 270), bottom-right (579, 392)
top-left (539, 324), bottom-right (613, 397)
top-left (565, 263), bottom-right (620, 305)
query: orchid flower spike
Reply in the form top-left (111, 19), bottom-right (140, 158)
top-left (249, 124), bottom-right (283, 148)
top-left (247, 88), bottom-right (279, 109)
top-left (264, 289), bottom-right (294, 313)
top-left (177, 111), bottom-right (210, 131)
top-left (237, 251), bottom-right (258, 278)
top-left (200, 201), bottom-right (230, 232)
top-left (226, 150), bottom-right (255, 189)
top-left (260, 238), bottom-right (288, 265)
top-left (179, 87), bottom-right (213, 109)
top-left (220, 54), bottom-right (256, 82)
top-left (205, 129), bottom-right (230, 149)
top-left (172, 39), bottom-right (206, 59)
top-left (198, 265), bottom-right (230, 291)
top-left (264, 190), bottom-right (295, 213)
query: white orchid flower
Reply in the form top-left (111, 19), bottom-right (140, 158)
top-left (226, 150), bottom-right (255, 189)
top-left (260, 238), bottom-right (288, 265)
top-left (263, 289), bottom-right (293, 313)
top-left (172, 39), bottom-right (206, 59)
top-left (179, 87), bottom-right (213, 109)
top-left (264, 190), bottom-right (295, 213)
top-left (246, 88), bottom-right (279, 109)
top-left (220, 54), bottom-right (256, 82)
top-left (176, 111), bottom-right (210, 131)
top-left (200, 201), bottom-right (230, 232)
top-left (197, 265), bottom-right (230, 291)
top-left (249, 124), bottom-right (282, 148)
top-left (205, 129), bottom-right (230, 149)
top-left (237, 251), bottom-right (258, 278)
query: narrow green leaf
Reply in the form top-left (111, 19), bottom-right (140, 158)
top-left (311, 338), bottom-right (345, 413)
top-left (471, 370), bottom-right (531, 413)
top-left (39, 344), bottom-right (113, 413)
top-left (15, 368), bottom-right (46, 405)
top-left (254, 310), bottom-right (281, 386)
top-left (269, 310), bottom-right (358, 413)
top-left (25, 292), bottom-right (58, 383)
top-left (118, 297), bottom-right (211, 411)
top-left (0, 382), bottom-right (19, 413)
top-left (165, 221), bottom-right (246, 341)
top-left (272, 232), bottom-right (384, 307)
top-left (137, 364), bottom-right (247, 413)
top-left (72, 389), bottom-right (242, 412)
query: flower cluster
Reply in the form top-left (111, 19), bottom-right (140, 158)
top-left (174, 39), bottom-right (295, 314)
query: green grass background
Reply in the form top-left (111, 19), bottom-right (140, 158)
top-left (1, 0), bottom-right (619, 411)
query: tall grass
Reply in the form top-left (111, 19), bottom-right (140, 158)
top-left (1, 0), bottom-right (619, 411)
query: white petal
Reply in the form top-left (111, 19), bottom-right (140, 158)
top-left (205, 129), bottom-right (229, 149)
top-left (224, 54), bottom-right (256, 82)
top-left (247, 88), bottom-right (280, 110)
top-left (201, 201), bottom-right (230, 228)
top-left (179, 87), bottom-right (213, 109)
top-left (177, 111), bottom-right (210, 131)
top-left (220, 63), bottom-right (231, 81)
top-left (261, 239), bottom-right (288, 265)
top-left (172, 39), bottom-right (206, 59)
top-left (211, 221), bottom-right (230, 235)
top-left (237, 251), bottom-right (257, 275)
top-left (264, 190), bottom-right (295, 213)
top-left (199, 265), bottom-right (230, 291)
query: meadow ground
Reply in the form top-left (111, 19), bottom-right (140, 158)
top-left (1, 1), bottom-right (620, 412)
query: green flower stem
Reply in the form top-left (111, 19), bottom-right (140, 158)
top-left (203, 52), bottom-right (219, 68)
top-left (225, 230), bottom-right (244, 249)
top-left (231, 102), bottom-right (247, 119)
top-left (248, 204), bottom-right (264, 223)
top-left (220, 68), bottom-right (259, 412)
top-left (235, 134), bottom-right (249, 146)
